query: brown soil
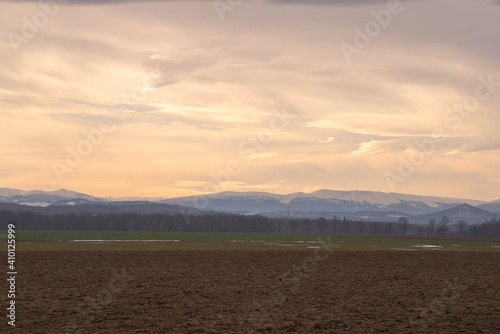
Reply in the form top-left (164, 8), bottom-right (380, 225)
top-left (5, 251), bottom-right (500, 333)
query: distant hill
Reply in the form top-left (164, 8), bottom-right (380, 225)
top-left (258, 204), bottom-right (496, 225)
top-left (0, 187), bottom-right (498, 223)
top-left (0, 201), bottom-right (200, 216)
top-left (162, 189), bottom-right (490, 216)
top-left (0, 188), bottom-right (102, 207)
top-left (410, 204), bottom-right (496, 225)
top-left (477, 201), bottom-right (500, 213)
top-left (261, 210), bottom-right (409, 221)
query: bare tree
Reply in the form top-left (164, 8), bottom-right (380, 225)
top-left (317, 217), bottom-right (327, 234)
top-left (331, 217), bottom-right (338, 234)
top-left (343, 217), bottom-right (351, 234)
top-left (290, 220), bottom-right (298, 234)
top-left (427, 218), bottom-right (436, 236)
top-left (370, 222), bottom-right (381, 235)
top-left (416, 225), bottom-right (424, 236)
top-left (398, 217), bottom-right (409, 236)
top-left (304, 218), bottom-right (310, 234)
top-left (438, 215), bottom-right (449, 236)
top-left (384, 222), bottom-right (393, 235)
top-left (455, 220), bottom-right (468, 237)
top-left (356, 220), bottom-right (365, 235)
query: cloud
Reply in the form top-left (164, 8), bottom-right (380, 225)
top-left (172, 180), bottom-right (208, 188)
top-left (306, 114), bottom-right (436, 137)
top-left (2, 0), bottom-right (500, 200)
top-left (318, 137), bottom-right (335, 143)
top-left (51, 100), bottom-right (224, 130)
top-left (3, 0), bottom-right (432, 6)
top-left (286, 158), bottom-right (326, 163)
top-left (445, 138), bottom-right (500, 155)
top-left (59, 98), bottom-right (159, 113)
top-left (347, 137), bottom-right (419, 156)
top-left (267, 0), bottom-right (420, 6)
top-left (48, 112), bottom-right (123, 126)
top-left (141, 56), bottom-right (217, 88)
top-left (141, 61), bottom-right (180, 87)
top-left (7, 0), bottom-right (201, 4)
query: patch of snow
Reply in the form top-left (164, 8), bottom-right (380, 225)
top-left (0, 188), bottom-right (23, 197)
top-left (70, 240), bottom-right (180, 242)
top-left (412, 244), bottom-right (443, 248)
top-left (18, 202), bottom-right (52, 207)
top-left (263, 243), bottom-right (297, 247)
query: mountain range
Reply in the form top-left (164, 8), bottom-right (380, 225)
top-left (0, 188), bottom-right (101, 206)
top-left (161, 189), bottom-right (500, 214)
top-left (0, 187), bottom-right (498, 224)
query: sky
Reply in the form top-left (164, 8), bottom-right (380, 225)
top-left (0, 0), bottom-right (499, 200)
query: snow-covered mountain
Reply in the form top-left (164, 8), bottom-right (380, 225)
top-left (1, 188), bottom-right (498, 221)
top-left (477, 200), bottom-right (500, 213)
top-left (411, 204), bottom-right (496, 225)
top-left (0, 188), bottom-right (102, 207)
top-left (161, 189), bottom-right (492, 215)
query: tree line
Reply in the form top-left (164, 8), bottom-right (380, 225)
top-left (0, 210), bottom-right (499, 237)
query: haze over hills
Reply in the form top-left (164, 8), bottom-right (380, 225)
top-left (0, 187), bottom-right (498, 224)
top-left (0, 188), bottom-right (102, 207)
top-left (161, 189), bottom-right (496, 215)
top-left (410, 204), bottom-right (497, 225)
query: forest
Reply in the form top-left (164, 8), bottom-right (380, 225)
top-left (1, 209), bottom-right (499, 238)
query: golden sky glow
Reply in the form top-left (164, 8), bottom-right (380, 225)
top-left (1, 0), bottom-right (499, 200)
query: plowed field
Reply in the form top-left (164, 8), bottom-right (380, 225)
top-left (5, 250), bottom-right (500, 333)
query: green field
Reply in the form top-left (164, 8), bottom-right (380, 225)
top-left (1, 230), bottom-right (499, 251)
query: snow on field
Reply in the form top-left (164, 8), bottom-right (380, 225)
top-left (70, 240), bottom-right (180, 242)
top-left (412, 244), bottom-right (443, 248)
top-left (263, 243), bottom-right (297, 247)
